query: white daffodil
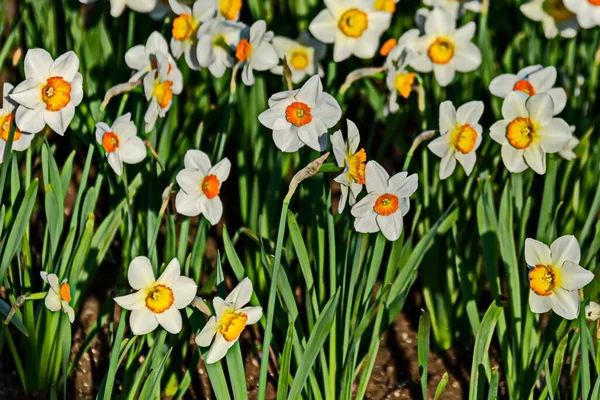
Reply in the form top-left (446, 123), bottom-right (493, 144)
top-left (564, 0), bottom-right (600, 28)
top-left (143, 54), bottom-right (183, 132)
top-left (373, 0), bottom-right (398, 13)
top-left (169, 0), bottom-right (215, 70)
top-left (428, 101), bottom-right (484, 179)
top-left (258, 75), bottom-right (342, 152)
top-left (422, 0), bottom-right (482, 18)
top-left (559, 134), bottom-right (579, 160)
top-left (409, 8), bottom-right (481, 87)
top-left (490, 92), bottom-right (572, 175)
top-left (489, 65), bottom-right (567, 115)
top-left (586, 301), bottom-right (600, 321)
top-left (175, 150), bottom-right (231, 225)
top-left (110, 0), bottom-right (158, 17)
top-left (95, 113), bottom-right (147, 176)
top-left (351, 161), bottom-right (418, 241)
top-left (521, 0), bottom-right (579, 39)
top-left (235, 20), bottom-right (279, 86)
top-left (196, 19), bottom-right (244, 78)
top-left (125, 31), bottom-right (178, 82)
top-left (331, 120), bottom-right (366, 213)
top-left (383, 43), bottom-right (416, 115)
top-left (271, 32), bottom-right (326, 84)
top-left (0, 83), bottom-right (34, 163)
top-left (10, 49), bottom-right (83, 135)
top-left (309, 0), bottom-right (392, 62)
top-left (114, 257), bottom-right (197, 335)
top-left (526, 236), bottom-right (594, 320)
top-left (40, 271), bottom-right (75, 323)
top-left (195, 277), bottom-right (262, 364)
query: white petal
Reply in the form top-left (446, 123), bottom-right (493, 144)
top-left (10, 78), bottom-right (42, 109)
top-left (433, 64), bottom-right (455, 87)
top-left (107, 152), bottom-right (123, 176)
top-left (550, 287), bottom-right (580, 320)
top-left (550, 235), bottom-right (581, 267)
top-left (308, 9), bottom-right (337, 43)
top-left (208, 158), bottom-right (231, 182)
top-left (213, 297), bottom-right (228, 320)
top-left (45, 291), bottom-right (62, 312)
top-left (202, 196), bottom-right (223, 225)
top-left (298, 119), bottom-right (328, 151)
top-left (425, 8), bottom-right (455, 36)
top-left (157, 258), bottom-right (181, 287)
top-left (114, 291), bottom-right (146, 310)
top-left (428, 134), bottom-right (451, 158)
top-left (439, 150), bottom-right (457, 180)
top-left (389, 172), bottom-right (418, 198)
top-left (196, 316), bottom-right (219, 346)
top-left (455, 152), bottom-right (477, 176)
top-left (130, 308), bottom-right (159, 335)
top-left (526, 93), bottom-right (553, 126)
top-left (559, 261), bottom-right (594, 291)
top-left (225, 277), bottom-right (253, 309)
top-left (125, 45), bottom-right (148, 71)
top-left (184, 149), bottom-right (212, 173)
top-left (44, 103), bottom-right (75, 135)
top-left (128, 256), bottom-right (156, 290)
top-left (273, 127), bottom-right (304, 152)
top-left (312, 93), bottom-right (341, 128)
top-left (525, 238), bottom-right (552, 267)
top-left (489, 120), bottom-right (509, 145)
top-left (155, 306), bottom-right (183, 334)
top-left (15, 104), bottom-right (45, 134)
top-left (529, 66), bottom-right (557, 93)
top-left (438, 101), bottom-right (456, 134)
top-left (24, 48), bottom-right (53, 82)
top-left (240, 306), bottom-right (262, 325)
top-left (523, 143), bottom-right (546, 175)
top-left (456, 101), bottom-right (484, 126)
top-left (41, 271), bottom-right (60, 292)
top-left (172, 276), bottom-right (198, 308)
top-left (452, 43), bottom-right (481, 73)
top-left (331, 130), bottom-right (347, 167)
top-left (354, 214), bottom-right (379, 233)
top-left (365, 161), bottom-right (389, 194)
top-left (502, 91), bottom-right (529, 120)
top-left (337, 184), bottom-right (348, 213)
top-left (63, 303), bottom-right (75, 323)
top-left (377, 213), bottom-right (403, 241)
top-left (351, 192), bottom-right (379, 218)
top-left (250, 43), bottom-right (279, 71)
top-left (120, 137), bottom-right (147, 164)
top-left (333, 34), bottom-right (355, 62)
top-left (529, 289), bottom-right (552, 313)
top-left (49, 51), bottom-right (80, 82)
top-left (489, 74), bottom-right (517, 98)
top-left (538, 118), bottom-right (572, 153)
top-left (547, 88), bottom-right (567, 115)
top-left (205, 333), bottom-right (236, 364)
top-left (501, 145), bottom-right (528, 173)
top-left (296, 75), bottom-right (322, 108)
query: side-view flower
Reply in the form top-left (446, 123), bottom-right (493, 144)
top-left (236, 20), bottom-right (279, 86)
top-left (0, 83), bottom-right (34, 163)
top-left (41, 271), bottom-right (75, 323)
top-left (331, 119), bottom-right (366, 213)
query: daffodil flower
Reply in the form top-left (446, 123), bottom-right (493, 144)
top-left (271, 32), bottom-right (326, 84)
top-left (175, 150), bottom-right (231, 225)
top-left (489, 65), bottom-right (567, 115)
top-left (331, 120), bottom-right (366, 213)
top-left (0, 83), bottom-right (34, 163)
top-left (258, 75), bottom-right (341, 152)
top-left (351, 161), bottom-right (418, 241)
top-left (10, 49), bottom-right (83, 135)
top-left (409, 8), bottom-right (481, 87)
top-left (196, 19), bottom-right (244, 78)
top-left (125, 31), bottom-right (178, 82)
top-left (114, 257), bottom-right (197, 335)
top-left (41, 271), bottom-right (75, 323)
top-left (95, 113), bottom-right (147, 176)
top-left (526, 236), bottom-right (594, 320)
top-left (309, 0), bottom-right (392, 62)
top-left (428, 101), bottom-right (484, 179)
top-left (143, 53), bottom-right (183, 132)
top-left (422, 0), bottom-right (482, 18)
top-left (490, 92), bottom-right (572, 175)
top-left (169, 0), bottom-right (215, 70)
top-left (586, 301), bottom-right (600, 321)
top-left (195, 277), bottom-right (262, 364)
top-left (521, 0), bottom-right (579, 39)
top-left (564, 0), bottom-right (600, 28)
top-left (384, 43), bottom-right (416, 115)
top-left (235, 20), bottom-right (279, 86)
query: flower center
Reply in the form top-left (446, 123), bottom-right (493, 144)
top-left (102, 131), bottom-right (120, 153)
top-left (450, 124), bottom-right (478, 154)
top-left (172, 14), bottom-right (199, 41)
top-left (347, 148), bottom-right (367, 184)
top-left (380, 38), bottom-right (397, 56)
top-left (543, 0), bottom-right (576, 20)
top-left (153, 81), bottom-right (174, 109)
top-left (219, 0), bottom-right (242, 20)
top-left (285, 102), bottom-right (312, 127)
top-left (60, 282), bottom-right (71, 302)
top-left (201, 174), bottom-right (221, 199)
top-left (290, 50), bottom-right (309, 70)
top-left (338, 8), bottom-right (369, 38)
top-left (529, 265), bottom-right (561, 296)
top-left (507, 117), bottom-right (535, 149)
top-left (0, 113), bottom-right (21, 142)
top-left (41, 76), bottom-right (71, 112)
top-left (428, 37), bottom-right (455, 64)
top-left (394, 72), bottom-right (416, 99)
top-left (589, 0), bottom-right (600, 6)
top-left (374, 0), bottom-right (396, 13)
top-left (219, 309), bottom-right (248, 341)
top-left (235, 39), bottom-right (252, 62)
top-left (374, 193), bottom-right (399, 216)
top-left (145, 284), bottom-right (174, 313)
top-left (513, 79), bottom-right (536, 95)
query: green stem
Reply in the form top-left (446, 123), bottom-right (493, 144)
top-left (580, 296), bottom-right (591, 399)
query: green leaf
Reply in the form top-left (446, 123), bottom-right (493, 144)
top-left (0, 298), bottom-right (28, 336)
top-left (433, 373), bottom-right (448, 400)
top-left (418, 310), bottom-right (431, 400)
top-left (276, 324), bottom-right (295, 400)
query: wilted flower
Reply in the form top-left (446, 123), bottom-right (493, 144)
top-left (196, 19), bottom-right (244, 78)
top-left (95, 113), bottom-right (147, 175)
top-left (125, 31), bottom-right (178, 82)
top-left (490, 92), bottom-right (572, 174)
top-left (175, 149), bottom-right (231, 225)
top-left (428, 101), bottom-right (484, 179)
top-left (489, 65), bottom-right (567, 115)
top-left (236, 20), bottom-right (279, 86)
top-left (309, 0), bottom-right (392, 62)
top-left (521, 0), bottom-right (579, 39)
top-left (143, 53), bottom-right (183, 132)
top-left (196, 277), bottom-right (262, 364)
top-left (169, 0), bottom-right (215, 70)
top-left (10, 49), bottom-right (83, 135)
top-left (41, 271), bottom-right (75, 323)
top-left (563, 0), bottom-right (600, 29)
top-left (0, 83), bottom-right (34, 163)
top-left (271, 32), bottom-right (326, 84)
top-left (258, 75), bottom-right (341, 152)
top-left (351, 161), bottom-right (418, 241)
top-left (526, 236), bottom-right (594, 320)
top-left (586, 301), bottom-right (600, 321)
top-left (114, 257), bottom-right (197, 335)
top-left (331, 120), bottom-right (366, 213)
top-left (409, 8), bottom-right (481, 87)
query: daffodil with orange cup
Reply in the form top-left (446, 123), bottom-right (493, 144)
top-left (236, 20), bottom-right (279, 86)
top-left (0, 83), bottom-right (34, 163)
top-left (168, 0), bottom-right (215, 70)
top-left (143, 53), bottom-right (183, 132)
top-left (95, 113), bottom-right (147, 176)
top-left (41, 271), bottom-right (75, 323)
